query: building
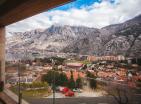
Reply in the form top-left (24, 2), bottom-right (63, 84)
top-left (8, 76), bottom-right (33, 84)
top-left (66, 62), bottom-right (83, 69)
top-left (87, 55), bottom-right (125, 62)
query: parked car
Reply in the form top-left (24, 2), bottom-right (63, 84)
top-left (62, 87), bottom-right (69, 94)
top-left (73, 88), bottom-right (83, 93)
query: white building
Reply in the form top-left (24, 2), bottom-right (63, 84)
top-left (8, 76), bottom-right (33, 84)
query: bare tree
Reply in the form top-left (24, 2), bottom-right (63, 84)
top-left (105, 83), bottom-right (134, 104)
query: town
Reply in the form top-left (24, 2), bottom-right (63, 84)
top-left (4, 54), bottom-right (141, 103)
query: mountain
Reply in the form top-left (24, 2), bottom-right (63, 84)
top-left (6, 15), bottom-right (141, 60)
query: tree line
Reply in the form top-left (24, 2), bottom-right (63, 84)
top-left (42, 70), bottom-right (98, 90)
top-left (42, 70), bottom-right (83, 89)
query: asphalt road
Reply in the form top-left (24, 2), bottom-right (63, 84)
top-left (26, 96), bottom-right (141, 104)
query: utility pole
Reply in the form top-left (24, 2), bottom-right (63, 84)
top-left (18, 60), bottom-right (22, 104)
top-left (51, 59), bottom-right (56, 104)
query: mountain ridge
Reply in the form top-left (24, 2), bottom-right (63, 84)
top-left (6, 14), bottom-right (141, 60)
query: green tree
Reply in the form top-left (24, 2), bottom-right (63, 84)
top-left (58, 72), bottom-right (68, 86)
top-left (89, 79), bottom-right (97, 89)
top-left (86, 71), bottom-right (97, 89)
top-left (54, 71), bottom-right (60, 86)
top-left (68, 71), bottom-right (75, 89)
top-left (76, 74), bottom-right (83, 88)
top-left (86, 71), bottom-right (95, 78)
top-left (42, 70), bottom-right (54, 85)
top-left (42, 70), bottom-right (60, 86)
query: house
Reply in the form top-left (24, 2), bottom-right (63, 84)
top-left (66, 62), bottom-right (83, 69)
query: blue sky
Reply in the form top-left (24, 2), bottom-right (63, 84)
top-left (51, 0), bottom-right (116, 11)
top-left (52, 0), bottom-right (102, 11)
top-left (7, 0), bottom-right (141, 33)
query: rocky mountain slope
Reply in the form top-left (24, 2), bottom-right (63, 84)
top-left (6, 15), bottom-right (141, 60)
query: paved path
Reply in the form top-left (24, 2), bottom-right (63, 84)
top-left (46, 91), bottom-right (104, 98)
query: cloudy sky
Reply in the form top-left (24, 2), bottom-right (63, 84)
top-left (7, 0), bottom-right (141, 33)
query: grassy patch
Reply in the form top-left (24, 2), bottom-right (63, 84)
top-left (10, 86), bottom-right (51, 99)
top-left (22, 89), bottom-right (51, 98)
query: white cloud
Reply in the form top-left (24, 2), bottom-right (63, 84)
top-left (7, 0), bottom-right (141, 33)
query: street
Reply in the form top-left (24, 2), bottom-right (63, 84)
top-left (27, 96), bottom-right (141, 104)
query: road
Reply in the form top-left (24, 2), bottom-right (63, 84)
top-left (26, 96), bottom-right (141, 104)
